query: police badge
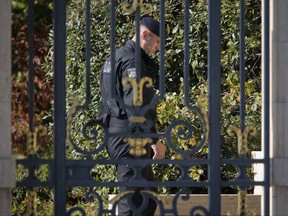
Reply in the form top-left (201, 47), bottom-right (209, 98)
top-left (127, 68), bottom-right (137, 79)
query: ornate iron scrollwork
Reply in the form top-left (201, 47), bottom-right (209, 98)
top-left (25, 126), bottom-right (47, 155)
top-left (66, 96), bottom-right (108, 157)
top-left (237, 189), bottom-right (248, 215)
top-left (227, 126), bottom-right (256, 155)
top-left (124, 137), bottom-right (152, 156)
top-left (122, 76), bottom-right (153, 107)
top-left (66, 96), bottom-right (80, 149)
top-left (196, 96), bottom-right (209, 146)
top-left (164, 96), bottom-right (209, 159)
top-left (122, 76), bottom-right (153, 123)
top-left (226, 126), bottom-right (257, 215)
top-left (109, 190), bottom-right (168, 215)
top-left (27, 190), bottom-right (38, 216)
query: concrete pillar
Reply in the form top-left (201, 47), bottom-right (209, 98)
top-left (270, 0), bottom-right (288, 215)
top-left (0, 0), bottom-right (16, 215)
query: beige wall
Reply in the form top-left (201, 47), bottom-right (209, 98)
top-left (0, 0), bottom-right (16, 215)
top-left (270, 0), bottom-right (288, 215)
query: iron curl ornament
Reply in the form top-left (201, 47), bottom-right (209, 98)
top-left (27, 190), bottom-right (38, 216)
top-left (122, 76), bottom-right (154, 123)
top-left (66, 96), bottom-right (109, 157)
top-left (25, 126), bottom-right (47, 155)
top-left (227, 126), bottom-right (256, 155)
top-left (122, 76), bottom-right (153, 107)
top-left (226, 126), bottom-right (257, 216)
top-left (165, 96), bottom-right (209, 160)
top-left (124, 137), bottom-right (152, 156)
top-left (196, 96), bottom-right (209, 146)
top-left (173, 190), bottom-right (209, 216)
top-left (110, 190), bottom-right (166, 215)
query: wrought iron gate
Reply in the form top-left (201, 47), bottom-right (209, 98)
top-left (16, 0), bottom-right (270, 215)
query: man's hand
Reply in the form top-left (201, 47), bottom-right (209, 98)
top-left (151, 140), bottom-right (166, 160)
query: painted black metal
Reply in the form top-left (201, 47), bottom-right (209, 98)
top-left (158, 0), bottom-right (166, 97)
top-left (240, 0), bottom-right (246, 131)
top-left (184, 0), bottom-right (191, 106)
top-left (28, 0), bottom-right (34, 131)
top-left (135, 10), bottom-right (141, 82)
top-left (263, 0), bottom-right (270, 215)
top-left (16, 0), bottom-right (271, 215)
top-left (110, 0), bottom-right (116, 100)
top-left (84, 0), bottom-right (91, 106)
top-left (53, 0), bottom-right (67, 215)
top-left (208, 0), bottom-right (222, 214)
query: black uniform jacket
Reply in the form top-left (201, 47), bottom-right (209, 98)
top-left (98, 40), bottom-right (158, 133)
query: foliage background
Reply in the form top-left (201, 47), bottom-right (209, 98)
top-left (12, 0), bottom-right (262, 214)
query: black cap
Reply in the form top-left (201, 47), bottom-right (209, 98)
top-left (140, 16), bottom-right (160, 37)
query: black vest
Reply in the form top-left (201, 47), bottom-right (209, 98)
top-left (98, 40), bottom-right (158, 129)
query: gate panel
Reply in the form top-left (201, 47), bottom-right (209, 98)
top-left (14, 0), bottom-right (270, 215)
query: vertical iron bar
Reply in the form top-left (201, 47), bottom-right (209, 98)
top-left (208, 0), bottom-right (221, 214)
top-left (53, 0), bottom-right (67, 215)
top-left (151, 1), bottom-right (166, 105)
top-left (159, 0), bottom-right (166, 97)
top-left (84, 0), bottom-right (91, 107)
top-left (135, 9), bottom-right (141, 82)
top-left (110, 0), bottom-right (116, 97)
top-left (239, 0), bottom-right (245, 131)
top-left (262, 0), bottom-right (270, 215)
top-left (28, 0), bottom-right (34, 131)
top-left (183, 0), bottom-right (190, 107)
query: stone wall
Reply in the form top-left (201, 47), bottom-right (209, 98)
top-left (0, 0), bottom-right (16, 215)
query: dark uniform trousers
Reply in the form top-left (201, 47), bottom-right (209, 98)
top-left (108, 121), bottom-right (157, 216)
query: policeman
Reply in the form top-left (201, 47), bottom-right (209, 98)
top-left (98, 16), bottom-right (165, 215)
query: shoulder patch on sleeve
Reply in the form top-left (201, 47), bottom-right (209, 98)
top-left (103, 61), bottom-right (111, 74)
top-left (127, 68), bottom-right (137, 79)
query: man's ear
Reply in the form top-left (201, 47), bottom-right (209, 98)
top-left (142, 30), bottom-right (150, 41)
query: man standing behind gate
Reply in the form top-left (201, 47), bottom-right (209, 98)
top-left (98, 16), bottom-right (166, 215)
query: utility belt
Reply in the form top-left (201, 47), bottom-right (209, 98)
top-left (109, 116), bottom-right (129, 127)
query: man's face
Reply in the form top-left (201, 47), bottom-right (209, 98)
top-left (143, 31), bottom-right (160, 56)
